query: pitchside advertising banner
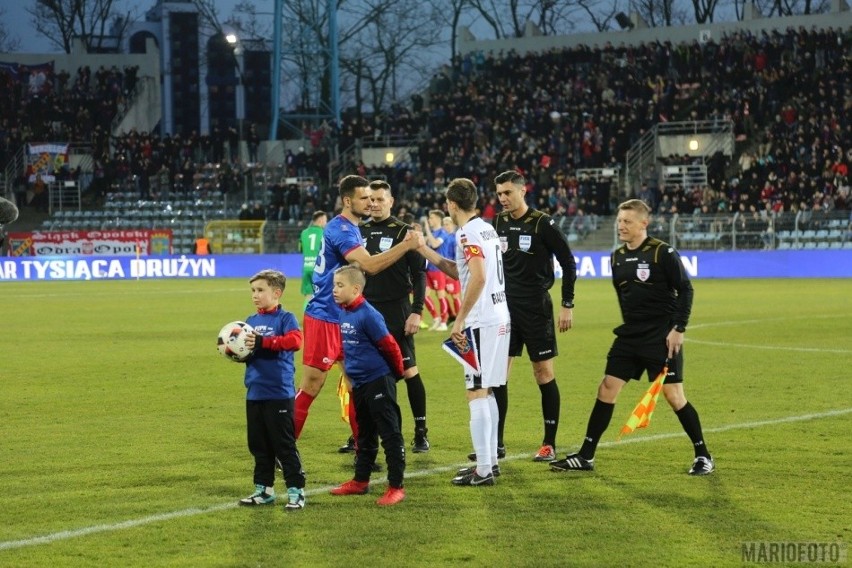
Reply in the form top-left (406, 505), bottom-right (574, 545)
top-left (6, 230), bottom-right (173, 257)
top-left (0, 251), bottom-right (850, 281)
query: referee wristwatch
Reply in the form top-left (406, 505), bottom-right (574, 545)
top-left (561, 301), bottom-right (574, 309)
top-left (673, 323), bottom-right (686, 333)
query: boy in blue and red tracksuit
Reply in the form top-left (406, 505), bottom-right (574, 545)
top-left (238, 269), bottom-right (306, 511)
top-left (328, 265), bottom-right (407, 506)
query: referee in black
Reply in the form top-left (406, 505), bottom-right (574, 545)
top-left (551, 198), bottom-right (714, 475)
top-left (491, 170), bottom-right (577, 463)
top-left (357, 180), bottom-right (431, 452)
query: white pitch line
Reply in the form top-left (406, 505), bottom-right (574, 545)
top-left (686, 314), bottom-right (850, 354)
top-left (1, 407), bottom-right (850, 552)
top-left (686, 338), bottom-right (851, 354)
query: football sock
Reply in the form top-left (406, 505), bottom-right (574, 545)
top-left (487, 393), bottom-right (499, 463)
top-left (294, 390), bottom-right (315, 439)
top-left (469, 397), bottom-right (492, 477)
top-left (539, 379), bottom-right (560, 447)
top-left (439, 298), bottom-right (449, 322)
top-left (452, 297), bottom-right (461, 315)
top-left (579, 399), bottom-right (615, 460)
top-left (675, 401), bottom-right (711, 458)
top-left (405, 373), bottom-right (427, 431)
top-left (491, 384), bottom-right (508, 448)
top-left (424, 296), bottom-right (437, 319)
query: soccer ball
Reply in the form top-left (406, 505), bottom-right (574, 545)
top-left (217, 321), bottom-right (255, 362)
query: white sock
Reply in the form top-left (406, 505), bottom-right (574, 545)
top-left (488, 393), bottom-right (499, 464)
top-left (469, 397), bottom-right (492, 477)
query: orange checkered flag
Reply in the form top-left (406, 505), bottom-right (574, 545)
top-left (618, 360), bottom-right (669, 440)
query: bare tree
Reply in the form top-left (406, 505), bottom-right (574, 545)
top-left (27, 0), bottom-right (134, 54)
top-left (576, 0), bottom-right (623, 31)
top-left (464, 0), bottom-right (585, 38)
top-left (746, 0), bottom-right (831, 16)
top-left (690, 0), bottom-right (722, 22)
top-left (0, 8), bottom-right (22, 52)
top-left (340, 0), bottom-right (444, 116)
top-left (425, 0), bottom-right (470, 61)
top-left (632, 0), bottom-right (691, 27)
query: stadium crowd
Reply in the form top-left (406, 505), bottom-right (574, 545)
top-left (342, 26), bottom-right (850, 227)
top-left (2, 26), bottom-right (849, 235)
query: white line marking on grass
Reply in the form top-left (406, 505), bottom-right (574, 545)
top-left (688, 314), bottom-right (843, 330)
top-left (686, 338), bottom-right (851, 354)
top-left (686, 315), bottom-right (850, 354)
top-left (2, 407), bottom-right (850, 552)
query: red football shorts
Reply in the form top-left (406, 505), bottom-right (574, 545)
top-left (427, 269), bottom-right (446, 291)
top-left (302, 314), bottom-right (343, 371)
top-left (445, 278), bottom-right (460, 294)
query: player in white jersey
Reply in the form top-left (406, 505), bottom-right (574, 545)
top-left (417, 178), bottom-right (510, 486)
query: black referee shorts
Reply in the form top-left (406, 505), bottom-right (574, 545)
top-left (507, 293), bottom-right (557, 362)
top-left (372, 298), bottom-right (416, 370)
top-left (605, 331), bottom-right (684, 384)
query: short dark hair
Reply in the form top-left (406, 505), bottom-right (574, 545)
top-left (339, 175), bottom-right (370, 200)
top-left (445, 178), bottom-right (478, 211)
top-left (494, 170), bottom-right (525, 186)
top-left (312, 211), bottom-right (327, 222)
top-left (368, 180), bottom-right (391, 192)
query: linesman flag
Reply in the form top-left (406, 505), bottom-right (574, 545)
top-left (618, 359), bottom-right (670, 440)
top-left (336, 366), bottom-right (350, 424)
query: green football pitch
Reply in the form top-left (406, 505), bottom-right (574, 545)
top-left (1, 278), bottom-right (849, 567)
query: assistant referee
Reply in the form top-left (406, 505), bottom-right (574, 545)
top-left (492, 170), bottom-right (577, 463)
top-left (359, 180), bottom-right (431, 452)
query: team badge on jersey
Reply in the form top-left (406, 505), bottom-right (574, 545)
top-left (499, 236), bottom-right (508, 253)
top-left (519, 235), bottom-right (531, 252)
top-left (636, 262), bottom-right (650, 281)
top-left (379, 237), bottom-right (393, 251)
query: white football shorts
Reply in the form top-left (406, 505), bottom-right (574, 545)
top-left (465, 322), bottom-right (510, 390)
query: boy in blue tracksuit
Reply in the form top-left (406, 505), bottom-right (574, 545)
top-left (238, 269), bottom-right (306, 510)
top-left (328, 265), bottom-right (407, 506)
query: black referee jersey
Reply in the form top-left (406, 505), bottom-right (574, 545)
top-left (359, 216), bottom-right (426, 313)
top-left (610, 237), bottom-right (693, 332)
top-left (494, 208), bottom-right (577, 306)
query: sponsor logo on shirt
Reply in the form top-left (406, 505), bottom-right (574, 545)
top-left (491, 290), bottom-right (506, 304)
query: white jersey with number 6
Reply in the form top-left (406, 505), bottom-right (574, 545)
top-left (455, 216), bottom-right (510, 328)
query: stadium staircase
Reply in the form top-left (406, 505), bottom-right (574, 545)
top-left (624, 120), bottom-right (734, 193)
